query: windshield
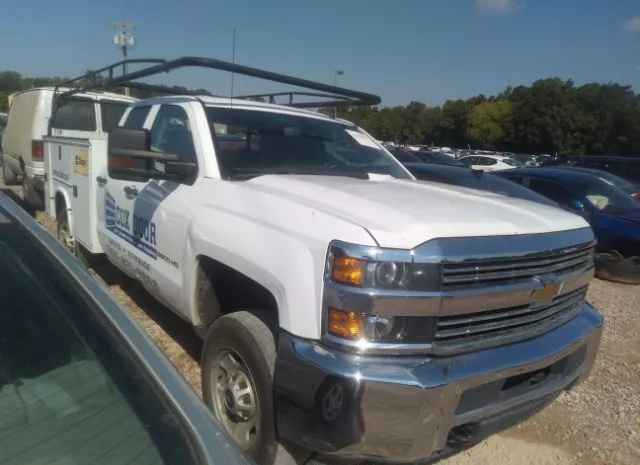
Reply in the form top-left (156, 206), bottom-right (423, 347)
top-left (595, 172), bottom-right (639, 194)
top-left (206, 107), bottom-right (411, 181)
top-left (502, 158), bottom-right (525, 167)
top-left (0, 219), bottom-right (198, 465)
top-left (572, 178), bottom-right (639, 214)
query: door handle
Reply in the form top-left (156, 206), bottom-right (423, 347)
top-left (124, 185), bottom-right (138, 197)
top-left (96, 176), bottom-right (107, 186)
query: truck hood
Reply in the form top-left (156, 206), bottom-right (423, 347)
top-left (245, 175), bottom-right (590, 249)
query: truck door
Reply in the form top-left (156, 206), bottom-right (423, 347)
top-left (130, 103), bottom-right (198, 313)
top-left (96, 105), bottom-right (153, 275)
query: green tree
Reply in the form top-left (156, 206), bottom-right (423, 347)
top-left (467, 100), bottom-right (513, 148)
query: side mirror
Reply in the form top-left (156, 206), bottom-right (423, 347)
top-left (107, 128), bottom-right (197, 185)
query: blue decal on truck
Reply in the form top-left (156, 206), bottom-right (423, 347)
top-left (105, 190), bottom-right (158, 260)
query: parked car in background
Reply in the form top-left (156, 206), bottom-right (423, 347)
top-left (0, 192), bottom-right (252, 465)
top-left (405, 163), bottom-right (558, 207)
top-left (546, 166), bottom-right (640, 201)
top-left (412, 150), bottom-right (463, 166)
top-left (458, 154), bottom-right (524, 171)
top-left (543, 155), bottom-right (640, 184)
top-left (497, 167), bottom-right (640, 258)
top-left (384, 145), bottom-right (424, 164)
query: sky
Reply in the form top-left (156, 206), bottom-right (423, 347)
top-left (1, 0), bottom-right (640, 107)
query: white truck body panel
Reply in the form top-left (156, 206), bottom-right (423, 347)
top-left (244, 174), bottom-right (588, 249)
top-left (44, 137), bottom-right (106, 254)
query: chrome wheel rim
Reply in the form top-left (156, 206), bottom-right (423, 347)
top-left (210, 349), bottom-right (259, 449)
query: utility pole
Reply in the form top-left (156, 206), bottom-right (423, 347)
top-left (333, 69), bottom-right (344, 118)
top-left (111, 21), bottom-right (136, 95)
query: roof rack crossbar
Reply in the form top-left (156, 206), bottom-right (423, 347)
top-left (61, 56), bottom-right (381, 107)
top-left (123, 81), bottom-right (224, 98)
top-left (56, 58), bottom-right (168, 94)
top-left (235, 91), bottom-right (355, 108)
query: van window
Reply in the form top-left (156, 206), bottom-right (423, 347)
top-left (100, 101), bottom-right (130, 133)
top-left (0, 220), bottom-right (197, 465)
top-left (52, 98), bottom-right (97, 132)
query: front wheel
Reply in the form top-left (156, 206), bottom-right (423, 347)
top-left (201, 311), bottom-right (305, 465)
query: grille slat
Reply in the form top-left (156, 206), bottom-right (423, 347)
top-left (434, 287), bottom-right (588, 347)
top-left (442, 243), bottom-right (594, 289)
top-left (437, 289), bottom-right (582, 328)
top-left (435, 289), bottom-right (585, 340)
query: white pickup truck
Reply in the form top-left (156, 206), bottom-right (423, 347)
top-left (43, 58), bottom-right (603, 465)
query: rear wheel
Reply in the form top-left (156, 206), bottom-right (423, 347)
top-left (201, 311), bottom-right (306, 465)
top-left (57, 209), bottom-right (78, 257)
top-left (2, 157), bottom-right (18, 185)
top-left (56, 209), bottom-right (102, 267)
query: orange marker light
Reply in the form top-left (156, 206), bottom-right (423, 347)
top-left (328, 308), bottom-right (365, 340)
top-left (332, 256), bottom-right (366, 286)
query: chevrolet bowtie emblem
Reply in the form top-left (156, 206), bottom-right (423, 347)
top-left (531, 275), bottom-right (564, 307)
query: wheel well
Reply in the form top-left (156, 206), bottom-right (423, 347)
top-left (196, 256), bottom-right (279, 329)
top-left (55, 192), bottom-right (66, 216)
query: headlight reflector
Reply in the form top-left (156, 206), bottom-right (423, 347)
top-left (327, 308), bottom-right (434, 344)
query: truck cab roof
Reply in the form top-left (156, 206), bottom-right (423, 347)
top-left (128, 94), bottom-right (341, 122)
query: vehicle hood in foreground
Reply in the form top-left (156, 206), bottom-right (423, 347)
top-left (244, 175), bottom-right (589, 249)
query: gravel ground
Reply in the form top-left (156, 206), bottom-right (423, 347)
top-left (2, 184), bottom-right (638, 465)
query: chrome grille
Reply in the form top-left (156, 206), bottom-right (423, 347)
top-left (441, 242), bottom-right (594, 289)
top-left (434, 286), bottom-right (587, 349)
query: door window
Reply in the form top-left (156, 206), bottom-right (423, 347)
top-left (0, 220), bottom-right (197, 465)
top-left (124, 106), bottom-right (152, 129)
top-left (527, 179), bottom-right (582, 209)
top-left (150, 105), bottom-right (197, 164)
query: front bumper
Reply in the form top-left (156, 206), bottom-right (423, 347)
top-left (274, 302), bottom-right (603, 463)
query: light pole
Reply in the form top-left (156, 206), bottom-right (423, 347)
top-left (111, 21), bottom-right (136, 95)
top-left (333, 69), bottom-right (344, 118)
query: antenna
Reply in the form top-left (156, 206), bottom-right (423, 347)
top-left (230, 26), bottom-right (237, 108)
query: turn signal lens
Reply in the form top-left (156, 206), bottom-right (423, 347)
top-left (331, 256), bottom-right (366, 286)
top-left (328, 309), bottom-right (398, 342)
top-left (328, 309), bottom-right (365, 340)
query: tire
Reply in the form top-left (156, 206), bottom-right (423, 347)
top-left (595, 253), bottom-right (640, 285)
top-left (56, 208), bottom-right (105, 268)
top-left (2, 157), bottom-right (18, 185)
top-left (201, 311), bottom-right (304, 465)
top-left (21, 174), bottom-right (29, 202)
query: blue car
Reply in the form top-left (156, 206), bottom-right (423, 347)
top-left (496, 167), bottom-right (640, 257)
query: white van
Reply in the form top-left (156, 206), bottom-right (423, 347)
top-left (1, 88), bottom-right (137, 208)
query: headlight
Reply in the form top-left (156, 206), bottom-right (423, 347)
top-left (327, 308), bottom-right (434, 344)
top-left (323, 242), bottom-right (439, 348)
top-left (328, 244), bottom-right (441, 291)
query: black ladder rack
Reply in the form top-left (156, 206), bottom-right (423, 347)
top-left (54, 56), bottom-right (381, 108)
